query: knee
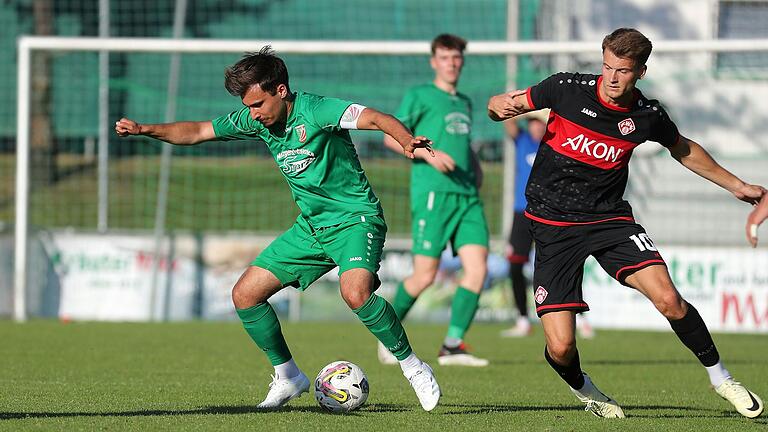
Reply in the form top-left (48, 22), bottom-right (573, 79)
top-left (341, 286), bottom-right (371, 310)
top-left (654, 291), bottom-right (686, 320)
top-left (410, 271), bottom-right (436, 291)
top-left (231, 276), bottom-right (270, 309)
top-left (547, 338), bottom-right (577, 363)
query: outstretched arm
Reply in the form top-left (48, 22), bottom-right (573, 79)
top-left (487, 89), bottom-right (530, 121)
top-left (356, 108), bottom-right (432, 159)
top-left (668, 136), bottom-right (766, 204)
top-left (115, 118), bottom-right (216, 145)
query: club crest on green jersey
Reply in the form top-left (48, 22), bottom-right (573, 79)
top-left (444, 112), bottom-right (471, 135)
top-left (295, 124), bottom-right (307, 143)
top-left (277, 148), bottom-right (316, 175)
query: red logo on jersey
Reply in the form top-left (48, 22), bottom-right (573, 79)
top-left (534, 286), bottom-right (548, 304)
top-left (618, 118), bottom-right (636, 135)
top-left (295, 124), bottom-right (307, 143)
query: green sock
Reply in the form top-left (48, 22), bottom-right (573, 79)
top-left (391, 281), bottom-right (417, 320)
top-left (446, 286), bottom-right (480, 340)
top-left (353, 294), bottom-right (413, 361)
top-left (236, 302), bottom-right (292, 366)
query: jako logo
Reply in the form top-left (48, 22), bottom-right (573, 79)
top-left (581, 108), bottom-right (597, 118)
top-left (349, 257), bottom-right (363, 262)
top-left (560, 134), bottom-right (624, 163)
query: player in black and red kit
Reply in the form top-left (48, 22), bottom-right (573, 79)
top-left (488, 28), bottom-right (765, 419)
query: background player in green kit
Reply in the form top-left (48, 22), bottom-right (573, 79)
top-left (381, 34), bottom-right (490, 367)
top-left (115, 47), bottom-right (442, 411)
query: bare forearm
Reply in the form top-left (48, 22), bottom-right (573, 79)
top-left (360, 109), bottom-right (412, 148)
top-left (673, 138), bottom-right (744, 192)
top-left (368, 114), bottom-right (413, 148)
top-left (139, 121), bottom-right (214, 145)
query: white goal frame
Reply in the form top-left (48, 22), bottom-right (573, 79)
top-left (14, 36), bottom-right (768, 321)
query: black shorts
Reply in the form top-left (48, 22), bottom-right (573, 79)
top-left (530, 219), bottom-right (666, 317)
top-left (508, 211), bottom-right (533, 264)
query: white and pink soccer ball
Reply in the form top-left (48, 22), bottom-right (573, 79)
top-left (314, 361), bottom-right (369, 413)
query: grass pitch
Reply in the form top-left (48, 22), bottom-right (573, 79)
top-left (1, 321), bottom-right (766, 431)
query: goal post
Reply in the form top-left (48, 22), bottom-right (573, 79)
top-left (14, 35), bottom-right (768, 322)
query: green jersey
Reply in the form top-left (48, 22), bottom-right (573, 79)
top-left (212, 91), bottom-right (382, 228)
top-left (396, 83), bottom-right (476, 195)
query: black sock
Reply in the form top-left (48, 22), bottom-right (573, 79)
top-left (668, 303), bottom-right (720, 367)
top-left (510, 263), bottom-right (528, 317)
top-left (544, 346), bottom-right (585, 389)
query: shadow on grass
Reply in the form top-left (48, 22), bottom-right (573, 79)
top-left (3, 403), bottom-right (764, 421)
top-left (439, 402), bottom-right (743, 419)
top-left (490, 358), bottom-right (761, 367)
top-left (586, 359), bottom-right (760, 366)
top-left (0, 403), bottom-right (409, 420)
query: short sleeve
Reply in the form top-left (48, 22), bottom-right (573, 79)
top-left (528, 72), bottom-right (570, 111)
top-left (309, 96), bottom-right (354, 130)
top-left (395, 89), bottom-right (423, 131)
top-left (650, 105), bottom-right (680, 148)
top-left (211, 107), bottom-right (263, 140)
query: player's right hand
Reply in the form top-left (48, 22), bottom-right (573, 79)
top-left (115, 118), bottom-right (141, 137)
top-left (747, 193), bottom-right (768, 248)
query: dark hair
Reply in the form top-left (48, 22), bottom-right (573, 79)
top-left (602, 28), bottom-right (652, 68)
top-left (431, 33), bottom-right (467, 55)
top-left (224, 46), bottom-right (290, 97)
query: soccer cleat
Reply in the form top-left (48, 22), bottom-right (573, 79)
top-left (257, 372), bottom-right (310, 409)
top-left (404, 361), bottom-right (441, 411)
top-left (377, 341), bottom-right (398, 365)
top-left (715, 378), bottom-right (764, 418)
top-left (570, 373), bottom-right (625, 418)
top-left (437, 343), bottom-right (489, 367)
top-left (499, 319), bottom-right (533, 337)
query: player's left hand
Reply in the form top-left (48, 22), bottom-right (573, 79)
top-left (733, 183), bottom-right (767, 205)
top-left (747, 193), bottom-right (768, 247)
top-left (403, 136), bottom-right (433, 159)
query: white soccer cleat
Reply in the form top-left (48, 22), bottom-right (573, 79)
top-left (715, 378), bottom-right (764, 418)
top-left (257, 372), bottom-right (310, 409)
top-left (570, 374), bottom-right (625, 418)
top-left (437, 343), bottom-right (489, 367)
top-left (377, 341), bottom-right (398, 365)
top-left (404, 361), bottom-right (441, 411)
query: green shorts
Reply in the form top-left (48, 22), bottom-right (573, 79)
top-left (411, 190), bottom-right (489, 257)
top-left (252, 214), bottom-right (387, 291)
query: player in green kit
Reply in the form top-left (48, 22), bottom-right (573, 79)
top-left (115, 47), bottom-right (441, 411)
top-left (380, 34), bottom-right (490, 367)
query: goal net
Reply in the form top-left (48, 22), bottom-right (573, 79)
top-left (5, 0), bottom-right (768, 325)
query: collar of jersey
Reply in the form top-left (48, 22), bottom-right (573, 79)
top-left (285, 91), bottom-right (301, 126)
top-left (430, 82), bottom-right (460, 97)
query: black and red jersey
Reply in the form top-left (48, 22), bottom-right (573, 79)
top-left (524, 72), bottom-right (680, 225)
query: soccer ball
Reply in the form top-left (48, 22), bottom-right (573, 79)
top-left (314, 361), bottom-right (369, 413)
